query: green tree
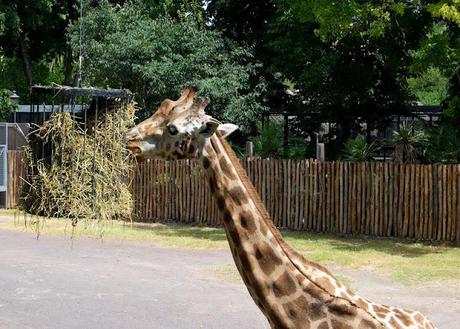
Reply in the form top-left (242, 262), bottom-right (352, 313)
top-left (409, 9), bottom-right (460, 118)
top-left (69, 1), bottom-right (264, 134)
top-left (0, 1), bottom-right (79, 87)
top-left (0, 89), bottom-right (19, 121)
top-left (265, 1), bottom-right (432, 157)
top-left (407, 67), bottom-right (449, 105)
top-left (425, 123), bottom-right (460, 163)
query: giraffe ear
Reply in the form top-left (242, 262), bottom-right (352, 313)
top-left (217, 124), bottom-right (239, 138)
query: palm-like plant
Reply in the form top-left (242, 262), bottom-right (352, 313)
top-left (343, 135), bottom-right (380, 161)
top-left (253, 122), bottom-right (283, 158)
top-left (392, 122), bottom-right (428, 163)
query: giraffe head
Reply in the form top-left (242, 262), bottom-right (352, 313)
top-left (126, 88), bottom-right (238, 160)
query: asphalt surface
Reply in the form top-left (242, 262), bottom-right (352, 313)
top-left (0, 218), bottom-right (458, 329)
top-left (0, 226), bottom-right (269, 329)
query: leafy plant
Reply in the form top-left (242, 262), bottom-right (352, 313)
top-left (392, 122), bottom-right (428, 163)
top-left (343, 135), bottom-right (380, 161)
top-left (287, 136), bottom-right (310, 159)
top-left (407, 67), bottom-right (449, 105)
top-left (0, 88), bottom-right (18, 121)
top-left (425, 124), bottom-right (460, 163)
top-left (252, 122), bottom-right (283, 158)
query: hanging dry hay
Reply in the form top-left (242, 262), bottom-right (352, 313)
top-left (20, 102), bottom-right (136, 224)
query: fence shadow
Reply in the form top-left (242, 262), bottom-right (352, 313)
top-left (128, 222), bottom-right (228, 242)
top-left (128, 221), bottom-right (455, 258)
top-left (284, 231), bottom-right (455, 258)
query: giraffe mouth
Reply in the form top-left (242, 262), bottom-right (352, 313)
top-left (126, 145), bottom-right (142, 156)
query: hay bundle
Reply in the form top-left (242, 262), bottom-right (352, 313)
top-left (21, 103), bottom-right (136, 223)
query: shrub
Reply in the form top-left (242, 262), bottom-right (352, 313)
top-left (392, 122), bottom-right (428, 163)
top-left (253, 122), bottom-right (283, 158)
top-left (343, 135), bottom-right (379, 161)
top-left (425, 124), bottom-right (460, 163)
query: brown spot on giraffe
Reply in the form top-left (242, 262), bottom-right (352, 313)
top-left (375, 312), bottom-right (387, 319)
top-left (254, 241), bottom-right (283, 276)
top-left (222, 209), bottom-right (232, 224)
top-left (239, 210), bottom-right (257, 234)
top-left (328, 300), bottom-right (357, 319)
top-left (394, 309), bottom-right (413, 326)
top-left (388, 316), bottom-right (404, 329)
top-left (331, 319), bottom-right (353, 329)
top-left (316, 277), bottom-right (336, 294)
top-left (216, 195), bottom-right (226, 210)
top-left (372, 304), bottom-right (389, 314)
top-left (358, 318), bottom-right (378, 328)
top-left (228, 186), bottom-right (248, 205)
top-left (202, 157), bottom-right (211, 169)
top-left (355, 297), bottom-right (370, 311)
top-left (307, 302), bottom-right (326, 321)
top-left (282, 295), bottom-right (311, 328)
top-left (271, 271), bottom-right (297, 298)
top-left (227, 226), bottom-right (241, 246)
top-left (208, 177), bottom-right (217, 193)
top-left (303, 283), bottom-right (328, 301)
top-left (414, 312), bottom-right (425, 323)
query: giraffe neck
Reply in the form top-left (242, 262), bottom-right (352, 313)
top-left (199, 134), bottom-right (391, 328)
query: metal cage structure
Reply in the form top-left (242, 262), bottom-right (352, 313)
top-left (29, 85), bottom-right (132, 163)
top-left (0, 123), bottom-right (28, 208)
top-left (20, 85), bottom-right (134, 220)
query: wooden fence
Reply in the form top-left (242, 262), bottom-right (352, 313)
top-left (131, 159), bottom-right (460, 242)
top-left (7, 151), bottom-right (26, 208)
top-left (6, 151), bottom-right (460, 242)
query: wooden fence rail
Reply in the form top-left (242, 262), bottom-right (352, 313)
top-left (131, 159), bottom-right (460, 242)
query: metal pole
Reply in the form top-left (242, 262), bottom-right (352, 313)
top-left (283, 112), bottom-right (289, 155)
top-left (5, 124), bottom-right (8, 209)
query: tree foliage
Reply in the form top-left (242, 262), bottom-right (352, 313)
top-left (0, 0), bottom-right (459, 161)
top-left (0, 0), bottom-right (78, 88)
top-left (0, 89), bottom-right (18, 121)
top-left (69, 0), bottom-right (264, 134)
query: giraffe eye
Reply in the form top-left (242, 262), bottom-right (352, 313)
top-left (167, 124), bottom-right (178, 135)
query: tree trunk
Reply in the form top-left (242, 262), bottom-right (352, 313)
top-left (65, 0), bottom-right (78, 86)
top-left (18, 32), bottom-right (33, 88)
top-left (63, 47), bottom-right (74, 86)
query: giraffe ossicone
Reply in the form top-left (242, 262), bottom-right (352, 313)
top-left (126, 88), bottom-right (437, 329)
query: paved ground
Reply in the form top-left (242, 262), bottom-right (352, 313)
top-left (0, 218), bottom-right (458, 329)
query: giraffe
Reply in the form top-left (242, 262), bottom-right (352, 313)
top-left (126, 88), bottom-right (437, 329)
